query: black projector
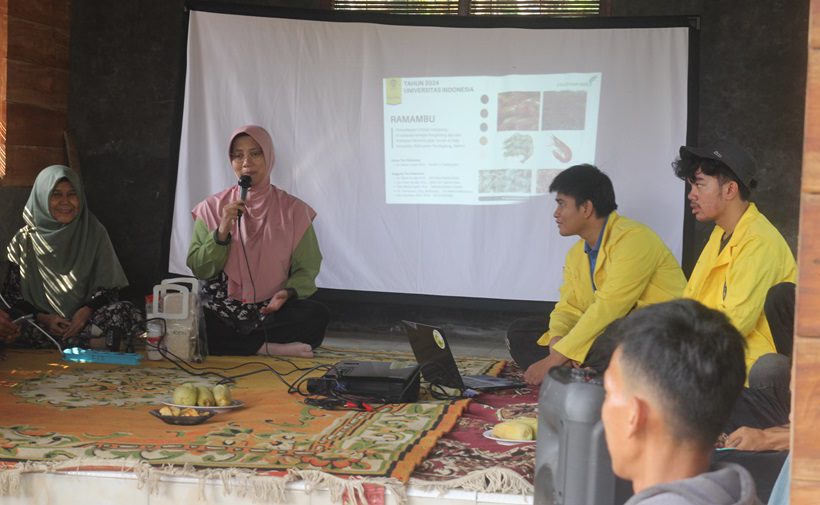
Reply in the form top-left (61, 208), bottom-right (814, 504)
top-left (307, 361), bottom-right (420, 403)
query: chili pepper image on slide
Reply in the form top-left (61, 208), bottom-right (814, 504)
top-left (549, 134), bottom-right (572, 163)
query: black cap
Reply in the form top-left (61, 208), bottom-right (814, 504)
top-left (679, 142), bottom-right (758, 191)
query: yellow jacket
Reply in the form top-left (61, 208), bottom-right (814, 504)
top-left (540, 212), bottom-right (686, 362)
top-left (684, 203), bottom-right (796, 373)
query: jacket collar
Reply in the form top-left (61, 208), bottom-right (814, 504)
top-left (711, 203), bottom-right (760, 266)
top-left (591, 211), bottom-right (619, 274)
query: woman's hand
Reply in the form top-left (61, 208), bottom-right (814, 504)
top-left (0, 310), bottom-right (20, 343)
top-left (36, 313), bottom-right (71, 336)
top-left (217, 200), bottom-right (247, 242)
top-left (261, 289), bottom-right (291, 315)
top-left (63, 306), bottom-right (93, 339)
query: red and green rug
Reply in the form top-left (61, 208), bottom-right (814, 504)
top-left (0, 347), bottom-right (505, 482)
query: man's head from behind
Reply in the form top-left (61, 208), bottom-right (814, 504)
top-left (549, 164), bottom-right (617, 236)
top-left (601, 299), bottom-right (746, 484)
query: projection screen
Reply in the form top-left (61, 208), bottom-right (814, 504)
top-left (169, 10), bottom-right (690, 302)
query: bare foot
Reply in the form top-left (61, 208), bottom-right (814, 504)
top-left (257, 342), bottom-right (314, 358)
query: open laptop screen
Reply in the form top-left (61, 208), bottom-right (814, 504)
top-left (402, 320), bottom-right (465, 389)
top-left (402, 320), bottom-right (526, 392)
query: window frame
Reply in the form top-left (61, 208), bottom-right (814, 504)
top-left (322, 0), bottom-right (611, 16)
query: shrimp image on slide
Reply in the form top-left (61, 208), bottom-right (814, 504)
top-left (549, 134), bottom-right (572, 163)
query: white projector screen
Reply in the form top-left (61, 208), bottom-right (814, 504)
top-left (169, 10), bottom-right (690, 302)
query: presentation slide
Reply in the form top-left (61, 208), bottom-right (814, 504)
top-left (169, 11), bottom-right (690, 302)
top-left (384, 73), bottom-right (601, 204)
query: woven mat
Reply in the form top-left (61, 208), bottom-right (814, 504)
top-left (0, 346), bottom-right (504, 482)
top-left (409, 364), bottom-right (537, 494)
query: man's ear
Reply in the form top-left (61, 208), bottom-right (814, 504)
top-left (626, 395), bottom-right (649, 438)
top-left (722, 180), bottom-right (740, 201)
top-left (581, 200), bottom-right (595, 219)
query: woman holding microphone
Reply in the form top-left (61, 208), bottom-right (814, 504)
top-left (187, 125), bottom-right (328, 357)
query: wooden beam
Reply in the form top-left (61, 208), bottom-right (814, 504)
top-left (7, 15), bottom-right (69, 68)
top-left (1, 145), bottom-right (64, 186)
top-left (805, 49), bottom-right (820, 193)
top-left (793, 480), bottom-right (820, 503)
top-left (63, 130), bottom-right (79, 173)
top-left (792, 337), bottom-right (820, 478)
top-left (7, 59), bottom-right (68, 110)
top-left (796, 194), bottom-right (820, 337)
top-left (8, 0), bottom-right (70, 30)
top-left (794, 0), bottom-right (820, 502)
top-left (1, 0), bottom-right (8, 180)
top-left (5, 102), bottom-right (66, 147)
top-left (0, 0), bottom-right (71, 186)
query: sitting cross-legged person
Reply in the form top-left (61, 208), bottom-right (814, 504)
top-left (673, 143), bottom-right (796, 377)
top-left (508, 164), bottom-right (685, 386)
top-left (187, 125), bottom-right (329, 358)
top-left (2, 165), bottom-right (144, 350)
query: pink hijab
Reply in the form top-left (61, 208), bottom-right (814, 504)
top-left (192, 125), bottom-right (316, 303)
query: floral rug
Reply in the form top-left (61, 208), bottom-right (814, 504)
top-left (410, 364), bottom-right (537, 493)
top-left (0, 347), bottom-right (504, 482)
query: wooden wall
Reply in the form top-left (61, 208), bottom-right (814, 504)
top-left (793, 0), bottom-right (820, 502)
top-left (0, 0), bottom-right (7, 181)
top-left (0, 0), bottom-right (71, 187)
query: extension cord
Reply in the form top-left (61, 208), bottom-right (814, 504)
top-left (62, 347), bottom-right (142, 366)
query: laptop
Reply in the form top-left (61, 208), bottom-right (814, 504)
top-left (402, 320), bottom-right (525, 392)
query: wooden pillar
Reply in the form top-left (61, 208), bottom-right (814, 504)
top-left (0, 0), bottom-right (71, 187)
top-left (1, 0), bottom-right (8, 180)
top-left (793, 0), bottom-right (820, 502)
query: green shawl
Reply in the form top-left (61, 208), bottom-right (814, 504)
top-left (5, 165), bottom-right (128, 318)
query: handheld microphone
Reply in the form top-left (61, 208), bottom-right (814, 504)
top-left (237, 175), bottom-right (252, 219)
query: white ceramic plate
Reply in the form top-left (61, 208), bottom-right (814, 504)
top-left (161, 400), bottom-right (244, 413)
top-left (482, 429), bottom-right (536, 446)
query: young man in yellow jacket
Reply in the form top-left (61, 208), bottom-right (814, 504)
top-left (673, 143), bottom-right (796, 375)
top-left (512, 164), bottom-right (686, 386)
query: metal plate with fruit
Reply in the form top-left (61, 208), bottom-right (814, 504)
top-left (161, 399), bottom-right (245, 413)
top-left (150, 407), bottom-right (216, 425)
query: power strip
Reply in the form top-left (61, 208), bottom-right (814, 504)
top-left (62, 347), bottom-right (142, 366)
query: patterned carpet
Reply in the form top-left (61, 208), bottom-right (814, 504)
top-left (410, 363), bottom-right (537, 490)
top-left (0, 347), bottom-right (505, 482)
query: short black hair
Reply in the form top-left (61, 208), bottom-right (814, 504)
top-left (549, 164), bottom-right (617, 218)
top-left (672, 156), bottom-right (755, 201)
top-left (612, 299), bottom-right (746, 448)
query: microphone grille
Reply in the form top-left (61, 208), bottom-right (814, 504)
top-left (238, 175), bottom-right (252, 188)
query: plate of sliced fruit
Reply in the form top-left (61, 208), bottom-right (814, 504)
top-left (149, 406), bottom-right (215, 425)
top-left (160, 399), bottom-right (244, 413)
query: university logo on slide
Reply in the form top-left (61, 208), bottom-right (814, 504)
top-left (385, 78), bottom-right (402, 105)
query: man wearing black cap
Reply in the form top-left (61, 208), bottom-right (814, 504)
top-left (673, 142), bottom-right (796, 376)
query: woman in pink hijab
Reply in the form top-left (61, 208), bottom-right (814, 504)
top-left (187, 125), bottom-right (328, 357)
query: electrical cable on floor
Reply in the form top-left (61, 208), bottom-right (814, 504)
top-left (145, 317), bottom-right (323, 388)
top-left (0, 292), bottom-right (63, 353)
